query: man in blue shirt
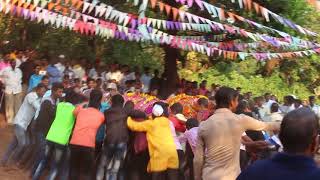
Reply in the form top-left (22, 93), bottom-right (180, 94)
top-left (237, 108), bottom-right (320, 180)
top-left (46, 59), bottom-right (62, 85)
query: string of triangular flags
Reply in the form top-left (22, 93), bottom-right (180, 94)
top-left (21, 0), bottom-right (317, 50)
top-left (126, 0), bottom-right (319, 49)
top-left (174, 0), bottom-right (317, 36)
top-left (147, 0), bottom-right (314, 38)
top-left (147, 26), bottom-right (320, 60)
top-left (13, 0), bottom-right (315, 52)
top-left (1, 0), bottom-right (320, 61)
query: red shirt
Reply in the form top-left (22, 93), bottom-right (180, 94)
top-left (70, 106), bottom-right (104, 148)
top-left (169, 115), bottom-right (186, 133)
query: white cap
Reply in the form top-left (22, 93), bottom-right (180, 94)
top-left (152, 104), bottom-right (164, 117)
top-left (58, 54), bottom-right (65, 59)
top-left (176, 114), bottom-right (187, 122)
top-left (107, 83), bottom-right (117, 90)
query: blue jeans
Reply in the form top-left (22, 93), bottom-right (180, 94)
top-left (96, 143), bottom-right (127, 180)
top-left (1, 125), bottom-right (29, 165)
top-left (30, 132), bottom-right (46, 177)
top-left (32, 141), bottom-right (68, 180)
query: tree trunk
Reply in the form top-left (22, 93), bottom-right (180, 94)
top-left (161, 45), bottom-right (179, 98)
top-left (160, 0), bottom-right (180, 98)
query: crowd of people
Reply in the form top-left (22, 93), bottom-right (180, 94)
top-left (0, 50), bottom-right (320, 180)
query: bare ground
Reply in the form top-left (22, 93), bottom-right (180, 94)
top-left (0, 113), bottom-right (29, 180)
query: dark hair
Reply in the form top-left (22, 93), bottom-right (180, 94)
top-left (154, 70), bottom-right (159, 76)
top-left (74, 78), bottom-right (81, 83)
top-left (270, 103), bottom-right (279, 113)
top-left (35, 83), bottom-right (46, 90)
top-left (215, 87), bottom-right (239, 109)
top-left (41, 75), bottom-right (49, 80)
top-left (197, 98), bottom-right (209, 108)
top-left (153, 101), bottom-right (169, 118)
top-left (254, 96), bottom-right (264, 103)
top-left (88, 89), bottom-right (102, 109)
top-left (87, 78), bottom-right (95, 84)
top-left (111, 94), bottom-right (124, 108)
top-left (129, 110), bottom-right (147, 119)
top-left (309, 96), bottom-right (316, 101)
top-left (63, 74), bottom-right (69, 80)
top-left (51, 83), bottom-right (64, 92)
top-left (279, 108), bottom-right (319, 154)
top-left (236, 100), bottom-right (249, 114)
top-left (294, 99), bottom-right (302, 105)
top-left (186, 118), bottom-right (199, 130)
top-left (170, 103), bottom-right (183, 114)
top-left (285, 95), bottom-right (295, 104)
top-left (64, 89), bottom-right (79, 105)
top-left (124, 101), bottom-right (134, 114)
top-left (192, 81), bottom-right (198, 89)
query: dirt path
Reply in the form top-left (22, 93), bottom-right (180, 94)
top-left (0, 116), bottom-right (29, 180)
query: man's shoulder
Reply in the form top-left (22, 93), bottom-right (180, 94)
top-left (239, 157), bottom-right (320, 179)
top-left (238, 159), bottom-right (276, 179)
top-left (26, 92), bottom-right (38, 99)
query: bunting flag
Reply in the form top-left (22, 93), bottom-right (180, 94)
top-left (200, 1), bottom-right (301, 38)
top-left (126, 0), bottom-right (318, 49)
top-left (21, 0), bottom-right (318, 50)
top-left (1, 0), bottom-right (320, 61)
top-left (175, 0), bottom-right (317, 36)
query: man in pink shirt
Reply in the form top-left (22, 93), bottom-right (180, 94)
top-left (179, 118), bottom-right (199, 180)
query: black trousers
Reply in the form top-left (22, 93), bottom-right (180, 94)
top-left (151, 169), bottom-right (179, 180)
top-left (177, 150), bottom-right (186, 180)
top-left (70, 144), bottom-right (95, 180)
top-left (125, 150), bottom-right (150, 180)
top-left (185, 143), bottom-right (194, 180)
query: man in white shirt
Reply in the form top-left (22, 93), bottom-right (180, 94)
top-left (140, 67), bottom-right (152, 93)
top-left (309, 96), bottom-right (320, 117)
top-left (105, 64), bottom-right (123, 83)
top-left (263, 103), bottom-right (284, 122)
top-left (72, 64), bottom-right (85, 80)
top-left (262, 93), bottom-right (277, 116)
top-left (1, 84), bottom-right (46, 166)
top-left (0, 59), bottom-right (23, 124)
top-left (88, 66), bottom-right (98, 79)
top-left (119, 65), bottom-right (135, 88)
top-left (55, 56), bottom-right (66, 74)
top-left (280, 95), bottom-right (295, 115)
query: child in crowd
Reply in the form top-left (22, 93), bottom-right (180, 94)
top-left (169, 103), bottom-right (187, 133)
top-left (178, 118), bottom-right (199, 180)
top-left (127, 102), bottom-right (179, 180)
top-left (196, 98), bottom-right (210, 121)
top-left (169, 103), bottom-right (187, 179)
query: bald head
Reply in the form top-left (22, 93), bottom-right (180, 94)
top-left (279, 108), bottom-right (319, 154)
